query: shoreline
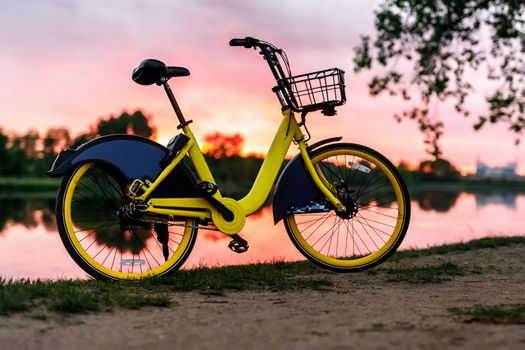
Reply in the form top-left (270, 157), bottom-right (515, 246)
top-left (1, 236), bottom-right (524, 316)
top-left (1, 236), bottom-right (524, 349)
top-left (1, 176), bottom-right (525, 194)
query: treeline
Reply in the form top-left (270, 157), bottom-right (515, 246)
top-left (200, 132), bottom-right (265, 197)
top-left (1, 107), bottom-right (470, 194)
top-left (204, 155), bottom-right (266, 198)
top-left (0, 111), bottom-right (264, 197)
top-left (397, 158), bottom-right (461, 186)
top-left (0, 110), bottom-right (156, 176)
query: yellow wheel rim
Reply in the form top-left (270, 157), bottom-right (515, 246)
top-left (287, 148), bottom-right (407, 268)
top-left (63, 162), bottom-right (194, 280)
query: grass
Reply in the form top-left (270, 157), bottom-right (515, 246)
top-left (0, 236), bottom-right (523, 316)
top-left (0, 177), bottom-right (60, 193)
top-left (0, 262), bottom-right (332, 316)
top-left (448, 304), bottom-right (525, 324)
top-left (390, 236), bottom-right (525, 261)
top-left (157, 261), bottom-right (330, 291)
top-left (0, 177), bottom-right (60, 186)
top-left (0, 279), bottom-right (172, 316)
top-left (370, 261), bottom-right (468, 284)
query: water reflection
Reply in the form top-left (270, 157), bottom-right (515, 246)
top-left (475, 192), bottom-right (517, 210)
top-left (0, 196), bottom-right (56, 234)
top-left (1, 191), bottom-right (523, 236)
top-left (414, 190), bottom-right (520, 212)
top-left (1, 190), bottom-right (524, 280)
top-left (416, 191), bottom-right (460, 212)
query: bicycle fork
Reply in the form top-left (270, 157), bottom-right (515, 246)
top-left (294, 133), bottom-right (346, 214)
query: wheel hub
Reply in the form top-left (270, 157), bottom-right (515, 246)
top-left (336, 198), bottom-right (358, 219)
top-left (334, 182), bottom-right (359, 219)
top-left (117, 203), bottom-right (148, 228)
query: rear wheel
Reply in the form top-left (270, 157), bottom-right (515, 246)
top-left (284, 144), bottom-right (410, 271)
top-left (56, 162), bottom-right (197, 280)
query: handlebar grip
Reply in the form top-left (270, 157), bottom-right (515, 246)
top-left (229, 38), bottom-right (246, 47)
top-left (229, 36), bottom-right (258, 48)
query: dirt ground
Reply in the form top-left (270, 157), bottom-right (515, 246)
top-left (1, 246), bottom-right (524, 350)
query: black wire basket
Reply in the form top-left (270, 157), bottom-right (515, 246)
top-left (279, 68), bottom-right (346, 115)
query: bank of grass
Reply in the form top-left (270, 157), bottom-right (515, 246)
top-left (369, 260), bottom-right (486, 284)
top-left (0, 279), bottom-right (172, 316)
top-left (0, 177), bottom-right (60, 191)
top-left (0, 236), bottom-right (524, 316)
top-left (0, 261), bottom-right (332, 316)
top-left (448, 304), bottom-right (525, 324)
top-left (153, 260), bottom-right (332, 294)
top-left (390, 236), bottom-right (525, 261)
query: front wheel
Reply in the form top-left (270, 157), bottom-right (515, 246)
top-left (284, 143), bottom-right (410, 272)
top-left (56, 162), bottom-right (197, 280)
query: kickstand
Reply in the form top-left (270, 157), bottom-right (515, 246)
top-left (154, 223), bottom-right (170, 261)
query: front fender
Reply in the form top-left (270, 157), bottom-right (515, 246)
top-left (47, 134), bottom-right (198, 198)
top-left (272, 137), bottom-right (341, 224)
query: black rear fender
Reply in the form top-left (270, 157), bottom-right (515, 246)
top-left (47, 134), bottom-right (198, 198)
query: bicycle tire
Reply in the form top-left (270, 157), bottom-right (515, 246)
top-left (284, 143), bottom-right (410, 272)
top-left (56, 162), bottom-right (197, 280)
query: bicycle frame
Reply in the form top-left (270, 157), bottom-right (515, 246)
top-left (48, 37), bottom-right (412, 281)
top-left (134, 108), bottom-right (345, 234)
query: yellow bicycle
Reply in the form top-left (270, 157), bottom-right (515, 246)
top-left (48, 37), bottom-right (410, 280)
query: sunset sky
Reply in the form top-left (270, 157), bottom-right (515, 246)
top-left (1, 0), bottom-right (523, 173)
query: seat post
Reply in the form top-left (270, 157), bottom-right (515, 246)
top-left (163, 81), bottom-right (190, 127)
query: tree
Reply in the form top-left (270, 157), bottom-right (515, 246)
top-left (42, 128), bottom-right (71, 155)
top-left (70, 110), bottom-right (157, 147)
top-left (354, 0), bottom-right (525, 158)
top-left (70, 132), bottom-right (95, 149)
top-left (95, 110), bottom-right (157, 139)
top-left (0, 129), bottom-right (9, 174)
top-left (203, 132), bottom-right (244, 159)
top-left (19, 130), bottom-right (40, 160)
top-left (6, 136), bottom-right (29, 176)
top-left (418, 158), bottom-right (460, 181)
top-left (0, 110), bottom-right (159, 176)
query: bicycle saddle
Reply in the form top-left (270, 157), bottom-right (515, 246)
top-left (132, 59), bottom-right (190, 85)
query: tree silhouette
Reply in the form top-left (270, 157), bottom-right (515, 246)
top-left (203, 132), bottom-right (244, 158)
top-left (43, 128), bottom-right (71, 155)
top-left (354, 0), bottom-right (525, 158)
top-left (95, 110), bottom-right (156, 139)
top-left (70, 110), bottom-right (157, 147)
top-left (0, 130), bottom-right (9, 172)
top-left (0, 110), bottom-right (158, 176)
top-left (419, 158), bottom-right (460, 181)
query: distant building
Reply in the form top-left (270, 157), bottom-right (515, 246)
top-left (475, 161), bottom-right (518, 180)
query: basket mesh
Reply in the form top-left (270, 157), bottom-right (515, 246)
top-left (279, 68), bottom-right (346, 112)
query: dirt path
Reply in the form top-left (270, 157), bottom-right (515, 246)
top-left (1, 246), bottom-right (524, 350)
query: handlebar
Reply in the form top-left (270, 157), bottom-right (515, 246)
top-left (229, 36), bottom-right (259, 49)
top-left (228, 36), bottom-right (346, 115)
top-left (229, 36), bottom-right (288, 82)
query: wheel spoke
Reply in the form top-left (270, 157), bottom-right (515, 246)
top-left (284, 146), bottom-right (409, 271)
top-left (59, 162), bottom-right (196, 280)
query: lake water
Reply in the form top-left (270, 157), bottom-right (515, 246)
top-left (1, 190), bottom-right (524, 280)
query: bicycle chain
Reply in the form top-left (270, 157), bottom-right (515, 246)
top-left (138, 217), bottom-right (220, 231)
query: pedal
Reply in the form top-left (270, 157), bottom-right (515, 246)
top-left (228, 234), bottom-right (249, 254)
